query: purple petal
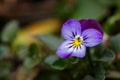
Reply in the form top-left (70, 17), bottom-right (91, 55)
top-left (71, 45), bottom-right (86, 58)
top-left (79, 19), bottom-right (103, 34)
top-left (82, 29), bottom-right (103, 47)
top-left (62, 19), bottom-right (81, 40)
top-left (56, 40), bottom-right (74, 58)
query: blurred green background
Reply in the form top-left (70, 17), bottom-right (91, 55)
top-left (0, 0), bottom-right (120, 80)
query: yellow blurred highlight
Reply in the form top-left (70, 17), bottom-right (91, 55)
top-left (13, 18), bottom-right (61, 48)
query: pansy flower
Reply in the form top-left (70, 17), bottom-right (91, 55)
top-left (56, 19), bottom-right (103, 58)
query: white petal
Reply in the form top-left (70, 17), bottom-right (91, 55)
top-left (71, 45), bottom-right (86, 58)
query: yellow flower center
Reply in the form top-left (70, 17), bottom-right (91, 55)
top-left (73, 37), bottom-right (83, 47)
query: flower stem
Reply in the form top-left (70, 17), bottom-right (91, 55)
top-left (86, 48), bottom-right (94, 74)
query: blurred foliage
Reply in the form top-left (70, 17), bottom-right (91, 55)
top-left (0, 0), bottom-right (120, 80)
top-left (35, 35), bottom-right (63, 51)
top-left (109, 34), bottom-right (120, 53)
top-left (71, 0), bottom-right (106, 20)
top-left (0, 45), bottom-right (9, 60)
top-left (92, 45), bottom-right (115, 62)
top-left (83, 64), bottom-right (105, 80)
top-left (1, 21), bottom-right (19, 43)
top-left (12, 18), bottom-right (61, 49)
top-left (44, 55), bottom-right (68, 70)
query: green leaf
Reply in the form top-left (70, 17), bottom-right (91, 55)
top-left (16, 45), bottom-right (29, 59)
top-left (44, 55), bottom-right (58, 65)
top-left (71, 0), bottom-right (105, 20)
top-left (28, 43), bottom-right (40, 58)
top-left (35, 35), bottom-right (63, 51)
top-left (0, 45), bottom-right (9, 60)
top-left (109, 34), bottom-right (120, 53)
top-left (83, 64), bottom-right (105, 80)
top-left (44, 55), bottom-right (68, 70)
top-left (24, 57), bottom-right (40, 69)
top-left (98, 49), bottom-right (115, 62)
top-left (1, 20), bottom-right (19, 42)
top-left (92, 45), bottom-right (115, 62)
top-left (23, 43), bottom-right (40, 69)
top-left (52, 59), bottom-right (68, 70)
top-left (68, 57), bottom-right (79, 64)
top-left (94, 64), bottom-right (105, 80)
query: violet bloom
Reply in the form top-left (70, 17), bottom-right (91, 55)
top-left (56, 19), bottom-right (103, 58)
